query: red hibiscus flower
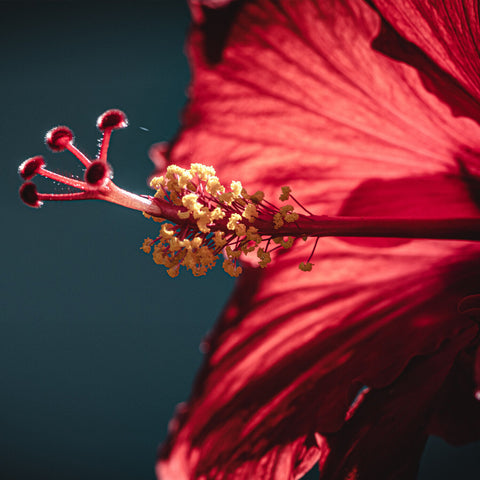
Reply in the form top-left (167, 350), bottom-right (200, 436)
top-left (155, 1), bottom-right (480, 479)
top-left (17, 0), bottom-right (480, 479)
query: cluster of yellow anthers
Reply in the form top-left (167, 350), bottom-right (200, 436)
top-left (141, 164), bottom-right (308, 277)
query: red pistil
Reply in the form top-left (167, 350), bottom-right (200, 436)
top-left (268, 215), bottom-right (480, 242)
top-left (96, 109), bottom-right (127, 131)
top-left (45, 126), bottom-right (73, 152)
top-left (18, 109), bottom-right (480, 244)
top-left (18, 156), bottom-right (45, 180)
top-left (96, 109), bottom-right (128, 162)
top-left (19, 182), bottom-right (42, 208)
top-left (85, 160), bottom-right (110, 187)
top-left (18, 109), bottom-right (163, 217)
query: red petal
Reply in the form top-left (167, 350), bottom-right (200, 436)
top-left (371, 0), bottom-right (480, 122)
top-left (158, 268), bottom-right (323, 479)
top-left (320, 328), bottom-right (477, 480)
top-left (159, 0), bottom-right (480, 477)
top-left (338, 173), bottom-right (480, 247)
top-left (170, 0), bottom-right (480, 217)
top-left (158, 236), bottom-right (480, 477)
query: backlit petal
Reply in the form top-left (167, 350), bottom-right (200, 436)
top-left (371, 0), bottom-right (480, 121)
top-left (170, 0), bottom-right (480, 216)
top-left (320, 328), bottom-right (477, 480)
top-left (159, 0), bottom-right (480, 477)
top-left (158, 234), bottom-right (480, 477)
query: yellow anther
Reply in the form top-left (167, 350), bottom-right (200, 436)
top-left (283, 236), bottom-right (295, 248)
top-left (280, 205), bottom-right (294, 215)
top-left (144, 164), bottom-right (296, 278)
top-left (198, 246), bottom-right (216, 269)
top-left (227, 213), bottom-right (243, 231)
top-left (168, 179), bottom-right (182, 194)
top-left (246, 226), bottom-right (262, 244)
top-left (166, 165), bottom-right (195, 190)
top-left (178, 238), bottom-right (189, 250)
top-left (279, 205), bottom-right (298, 223)
top-left (284, 212), bottom-right (299, 223)
top-left (273, 236), bottom-right (295, 249)
top-left (273, 212), bottom-right (284, 229)
top-left (166, 165), bottom-right (186, 177)
top-left (235, 223), bottom-right (247, 237)
top-left (178, 210), bottom-right (191, 220)
top-left (167, 265), bottom-right (180, 278)
top-left (192, 205), bottom-right (209, 220)
top-left (218, 191), bottom-right (235, 205)
top-left (273, 204), bottom-right (298, 228)
top-left (299, 262), bottom-right (313, 272)
top-left (242, 203), bottom-right (258, 223)
top-left (149, 177), bottom-right (164, 189)
top-left (279, 186), bottom-right (291, 201)
top-left (152, 244), bottom-right (168, 266)
top-left (183, 250), bottom-right (197, 269)
top-left (182, 193), bottom-right (200, 210)
top-left (190, 237), bottom-right (202, 249)
top-left (176, 169), bottom-right (194, 188)
top-left (163, 168), bottom-right (185, 193)
top-left (196, 215), bottom-right (211, 234)
top-left (226, 245), bottom-right (241, 259)
top-left (240, 241), bottom-right (256, 254)
top-left (143, 212), bottom-right (165, 223)
top-left (141, 238), bottom-right (153, 254)
top-left (160, 223), bottom-right (175, 238)
top-left (169, 237), bottom-right (182, 252)
top-left (210, 207), bottom-right (225, 221)
top-left (257, 248), bottom-right (272, 268)
top-left (223, 258), bottom-right (242, 277)
top-left (214, 231), bottom-right (227, 249)
top-left (192, 265), bottom-right (208, 277)
top-left (230, 180), bottom-right (243, 197)
top-left (206, 176), bottom-right (225, 196)
top-left (191, 163), bottom-right (216, 181)
top-left (249, 190), bottom-right (265, 203)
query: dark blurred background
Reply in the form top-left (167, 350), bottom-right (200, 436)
top-left (1, 2), bottom-right (478, 479)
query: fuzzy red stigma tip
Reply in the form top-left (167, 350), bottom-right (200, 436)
top-left (45, 126), bottom-right (74, 152)
top-left (19, 182), bottom-right (42, 208)
top-left (96, 109), bottom-right (128, 131)
top-left (85, 160), bottom-right (110, 187)
top-left (18, 156), bottom-right (46, 180)
top-left (18, 109), bottom-right (163, 217)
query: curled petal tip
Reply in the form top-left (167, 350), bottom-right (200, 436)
top-left (148, 142), bottom-right (169, 185)
top-left (96, 109), bottom-right (128, 131)
top-left (45, 126), bottom-right (74, 152)
top-left (18, 156), bottom-right (45, 180)
top-left (19, 182), bottom-right (42, 208)
top-left (149, 142), bottom-right (168, 169)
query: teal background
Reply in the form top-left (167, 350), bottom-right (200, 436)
top-left (1, 1), bottom-right (478, 479)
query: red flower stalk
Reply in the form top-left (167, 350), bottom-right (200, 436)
top-left (17, 0), bottom-right (480, 479)
top-left (18, 111), bottom-right (480, 278)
